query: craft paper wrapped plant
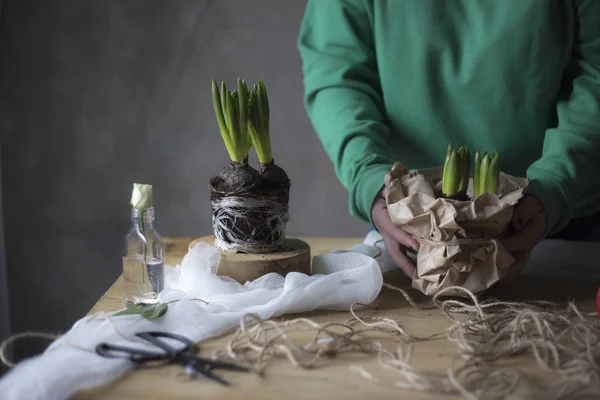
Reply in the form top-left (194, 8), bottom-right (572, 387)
top-left (209, 79), bottom-right (290, 254)
top-left (384, 144), bottom-right (529, 297)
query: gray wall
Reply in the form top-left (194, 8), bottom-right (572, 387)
top-left (0, 136), bottom-right (9, 374)
top-left (0, 0), bottom-right (366, 356)
top-left (0, 0), bottom-right (11, 373)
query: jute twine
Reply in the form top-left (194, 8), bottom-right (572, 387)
top-left (0, 311), bottom-right (152, 368)
top-left (2, 284), bottom-right (599, 399)
top-left (210, 284), bottom-right (600, 400)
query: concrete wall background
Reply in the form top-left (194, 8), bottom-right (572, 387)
top-left (0, 0), bottom-right (366, 357)
top-left (0, 0), bottom-right (12, 373)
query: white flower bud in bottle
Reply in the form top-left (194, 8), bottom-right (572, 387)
top-left (123, 183), bottom-right (164, 306)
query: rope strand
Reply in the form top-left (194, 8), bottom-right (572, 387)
top-left (211, 284), bottom-right (600, 399)
top-left (2, 284), bottom-right (599, 399)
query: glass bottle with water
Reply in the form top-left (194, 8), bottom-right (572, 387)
top-left (123, 206), bottom-right (164, 306)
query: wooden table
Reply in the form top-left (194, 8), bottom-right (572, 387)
top-left (76, 236), bottom-right (599, 400)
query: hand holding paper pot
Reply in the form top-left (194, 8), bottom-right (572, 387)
top-left (371, 190), bottom-right (420, 278)
top-left (384, 144), bottom-right (528, 297)
top-left (500, 195), bottom-right (546, 282)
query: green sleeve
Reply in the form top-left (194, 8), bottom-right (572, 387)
top-left (297, 0), bottom-right (393, 224)
top-left (526, 0), bottom-right (600, 236)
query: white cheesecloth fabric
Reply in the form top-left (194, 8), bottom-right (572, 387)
top-left (0, 238), bottom-right (386, 400)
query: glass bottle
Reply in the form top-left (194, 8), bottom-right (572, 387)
top-left (123, 207), bottom-right (165, 306)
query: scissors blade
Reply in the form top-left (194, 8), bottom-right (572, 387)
top-left (204, 359), bottom-right (251, 373)
top-left (179, 353), bottom-right (250, 373)
top-left (188, 364), bottom-right (231, 386)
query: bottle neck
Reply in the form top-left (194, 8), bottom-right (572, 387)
top-left (131, 207), bottom-right (156, 229)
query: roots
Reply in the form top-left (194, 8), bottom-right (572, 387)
top-left (209, 161), bottom-right (291, 254)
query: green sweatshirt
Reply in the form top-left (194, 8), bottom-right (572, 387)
top-left (297, 0), bottom-right (600, 236)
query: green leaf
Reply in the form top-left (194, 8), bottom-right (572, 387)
top-left (442, 144), bottom-right (452, 195)
top-left (480, 152), bottom-right (490, 195)
top-left (212, 80), bottom-right (236, 162)
top-left (451, 150), bottom-right (462, 195)
top-left (473, 150), bottom-right (481, 198)
top-left (456, 147), bottom-right (464, 192)
top-left (237, 79), bottom-right (250, 156)
top-left (257, 80), bottom-right (270, 136)
top-left (459, 145), bottom-right (470, 192)
top-left (212, 78), bottom-right (272, 164)
top-left (220, 81), bottom-right (228, 121)
top-left (230, 90), bottom-right (240, 146)
top-left (249, 81), bottom-right (273, 164)
top-left (487, 150), bottom-right (500, 194)
top-left (211, 80), bottom-right (228, 137)
top-left (223, 89), bottom-right (239, 161)
top-left (444, 150), bottom-right (459, 196)
top-left (113, 302), bottom-right (169, 320)
top-left (247, 90), bottom-right (266, 163)
top-left (113, 303), bottom-right (148, 317)
top-left (141, 303), bottom-right (169, 320)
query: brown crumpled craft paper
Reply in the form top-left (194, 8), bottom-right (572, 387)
top-left (384, 162), bottom-right (529, 297)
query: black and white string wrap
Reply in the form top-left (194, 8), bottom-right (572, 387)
top-left (211, 191), bottom-right (289, 253)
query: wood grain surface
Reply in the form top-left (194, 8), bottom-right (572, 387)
top-left (187, 236), bottom-right (311, 283)
top-left (78, 236), bottom-right (599, 400)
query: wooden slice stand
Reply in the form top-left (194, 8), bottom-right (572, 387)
top-left (188, 235), bottom-right (311, 284)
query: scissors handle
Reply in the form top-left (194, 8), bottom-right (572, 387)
top-left (135, 331), bottom-right (194, 357)
top-left (96, 342), bottom-right (165, 363)
top-left (95, 330), bottom-right (250, 386)
top-left (95, 331), bottom-right (193, 363)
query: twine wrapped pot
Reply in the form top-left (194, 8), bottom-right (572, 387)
top-left (384, 162), bottom-right (529, 297)
top-left (210, 187), bottom-right (289, 254)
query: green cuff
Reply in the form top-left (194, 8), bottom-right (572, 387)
top-left (350, 164), bottom-right (392, 226)
top-left (524, 177), bottom-right (570, 236)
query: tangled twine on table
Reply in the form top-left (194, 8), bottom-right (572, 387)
top-left (211, 284), bottom-right (600, 400)
top-left (2, 282), bottom-right (600, 399)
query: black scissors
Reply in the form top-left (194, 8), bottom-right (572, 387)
top-left (95, 331), bottom-right (250, 386)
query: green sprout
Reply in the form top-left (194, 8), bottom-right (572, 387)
top-left (442, 143), bottom-right (500, 199)
top-left (473, 150), bottom-right (500, 198)
top-left (442, 144), bottom-right (469, 197)
top-left (247, 80), bottom-right (272, 165)
top-left (211, 78), bottom-right (252, 163)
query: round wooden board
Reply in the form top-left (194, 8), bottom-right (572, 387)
top-left (188, 236), bottom-right (311, 284)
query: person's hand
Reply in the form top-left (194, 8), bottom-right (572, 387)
top-left (500, 195), bottom-right (546, 281)
top-left (371, 189), bottom-right (420, 278)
